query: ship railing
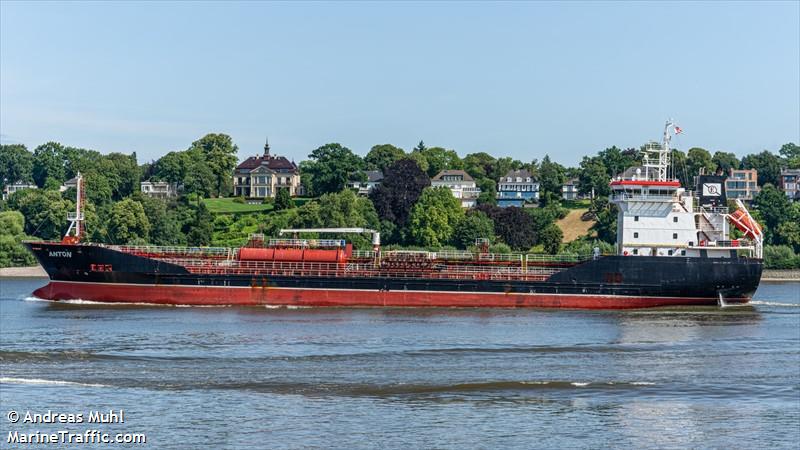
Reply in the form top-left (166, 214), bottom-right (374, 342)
top-left (267, 238), bottom-right (346, 248)
top-left (351, 250), bottom-right (376, 259)
top-left (612, 193), bottom-right (675, 202)
top-left (525, 254), bottom-right (590, 263)
top-left (158, 258), bottom-right (567, 281)
top-left (694, 205), bottom-right (729, 214)
top-left (111, 245), bottom-right (233, 259)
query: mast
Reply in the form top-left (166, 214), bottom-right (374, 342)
top-left (62, 172), bottom-right (85, 244)
top-left (642, 120), bottom-right (676, 182)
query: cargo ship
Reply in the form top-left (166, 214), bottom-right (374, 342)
top-left (26, 122), bottom-right (764, 309)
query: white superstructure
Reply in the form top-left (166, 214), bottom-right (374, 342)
top-left (611, 121), bottom-right (762, 259)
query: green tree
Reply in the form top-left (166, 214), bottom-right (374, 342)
top-left (108, 199), bottom-right (150, 244)
top-left (463, 152), bottom-right (496, 180)
top-left (0, 211), bottom-right (36, 267)
top-left (32, 142), bottom-right (66, 188)
top-left (186, 201), bottom-right (214, 246)
top-left (598, 146), bottom-right (636, 178)
top-left (365, 144), bottom-right (405, 173)
top-left (274, 187), bottom-right (294, 211)
top-left (588, 197), bottom-right (618, 244)
top-left (300, 143), bottom-right (364, 196)
top-left (8, 189), bottom-right (74, 240)
top-left (138, 196), bottom-right (185, 246)
top-left (578, 156), bottom-right (610, 198)
top-left (183, 149), bottom-right (216, 197)
top-left (686, 147), bottom-right (715, 178)
top-left (537, 223), bottom-right (564, 255)
top-left (414, 146), bottom-right (463, 177)
top-left (189, 134), bottom-right (239, 197)
top-left (0, 144), bottom-right (34, 184)
top-left (408, 187), bottom-right (464, 247)
top-left (779, 143), bottom-right (800, 169)
top-left (452, 211), bottom-right (495, 249)
top-left (154, 151), bottom-right (190, 183)
top-left (104, 152), bottom-right (141, 199)
top-left (711, 151), bottom-right (740, 173)
top-left (754, 184), bottom-right (797, 245)
top-left (741, 150), bottom-right (784, 187)
top-left (538, 155), bottom-right (566, 202)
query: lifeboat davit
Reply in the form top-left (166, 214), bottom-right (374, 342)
top-left (728, 209), bottom-right (762, 240)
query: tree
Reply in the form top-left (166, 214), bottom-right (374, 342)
top-left (711, 151), bottom-right (740, 174)
top-left (588, 197), bottom-right (618, 244)
top-left (463, 152), bottom-right (496, 180)
top-left (189, 134), bottom-right (239, 197)
top-left (290, 190), bottom-right (379, 248)
top-left (754, 184), bottom-right (795, 245)
top-left (186, 201), bottom-right (214, 246)
top-left (183, 149), bottom-right (215, 197)
top-left (598, 146), bottom-right (636, 178)
top-left (108, 199), bottom-right (150, 244)
top-left (667, 149), bottom-right (691, 188)
top-left (741, 151), bottom-right (784, 187)
top-left (779, 143), bottom-right (800, 169)
top-left (32, 142), bottom-right (66, 188)
top-left (452, 211), bottom-right (495, 249)
top-left (138, 196), bottom-right (185, 246)
top-left (365, 144), bottom-right (405, 173)
top-left (538, 223), bottom-right (563, 255)
top-left (577, 156), bottom-right (610, 198)
top-left (8, 189), bottom-right (74, 240)
top-left (476, 179), bottom-right (497, 206)
top-left (104, 152), bottom-right (141, 200)
top-left (538, 155), bottom-right (566, 202)
top-left (301, 143), bottom-right (364, 196)
top-left (686, 147), bottom-right (715, 178)
top-left (408, 187), bottom-right (464, 247)
top-left (476, 205), bottom-right (537, 251)
top-left (0, 211), bottom-right (36, 267)
top-left (369, 158), bottom-right (430, 229)
top-left (413, 146), bottom-right (463, 177)
top-left (154, 151), bottom-right (190, 183)
top-left (274, 187), bottom-right (294, 211)
top-left (413, 140), bottom-right (427, 153)
top-left (0, 144), bottom-right (34, 184)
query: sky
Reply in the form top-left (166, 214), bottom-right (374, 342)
top-left (1, 1), bottom-right (798, 167)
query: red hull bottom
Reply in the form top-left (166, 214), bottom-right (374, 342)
top-left (32, 282), bottom-right (750, 309)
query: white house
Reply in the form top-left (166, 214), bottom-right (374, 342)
top-left (431, 169), bottom-right (481, 208)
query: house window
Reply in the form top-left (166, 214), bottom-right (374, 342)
top-left (633, 232), bottom-right (639, 238)
top-left (634, 216), bottom-right (639, 222)
top-left (673, 233), bottom-right (678, 239)
top-left (673, 217), bottom-right (678, 223)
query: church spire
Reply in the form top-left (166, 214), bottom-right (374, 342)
top-left (264, 137), bottom-right (270, 157)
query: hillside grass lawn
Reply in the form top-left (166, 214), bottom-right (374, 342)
top-left (556, 208), bottom-right (596, 242)
top-left (202, 197), bottom-right (315, 214)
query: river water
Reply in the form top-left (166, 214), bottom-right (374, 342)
top-left (1, 278), bottom-right (798, 449)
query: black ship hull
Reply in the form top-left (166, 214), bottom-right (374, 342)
top-left (25, 243), bottom-right (762, 309)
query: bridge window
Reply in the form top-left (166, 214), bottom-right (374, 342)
top-left (633, 232), bottom-right (639, 238)
top-left (632, 249), bottom-right (638, 255)
top-left (634, 216), bottom-right (639, 222)
top-left (673, 233), bottom-right (678, 239)
top-left (673, 216), bottom-right (678, 223)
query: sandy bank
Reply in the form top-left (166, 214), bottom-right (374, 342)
top-left (0, 266), bottom-right (47, 278)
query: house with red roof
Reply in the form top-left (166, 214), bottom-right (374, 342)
top-left (233, 140), bottom-right (302, 198)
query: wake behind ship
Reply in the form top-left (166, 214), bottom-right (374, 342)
top-left (26, 122), bottom-right (764, 309)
